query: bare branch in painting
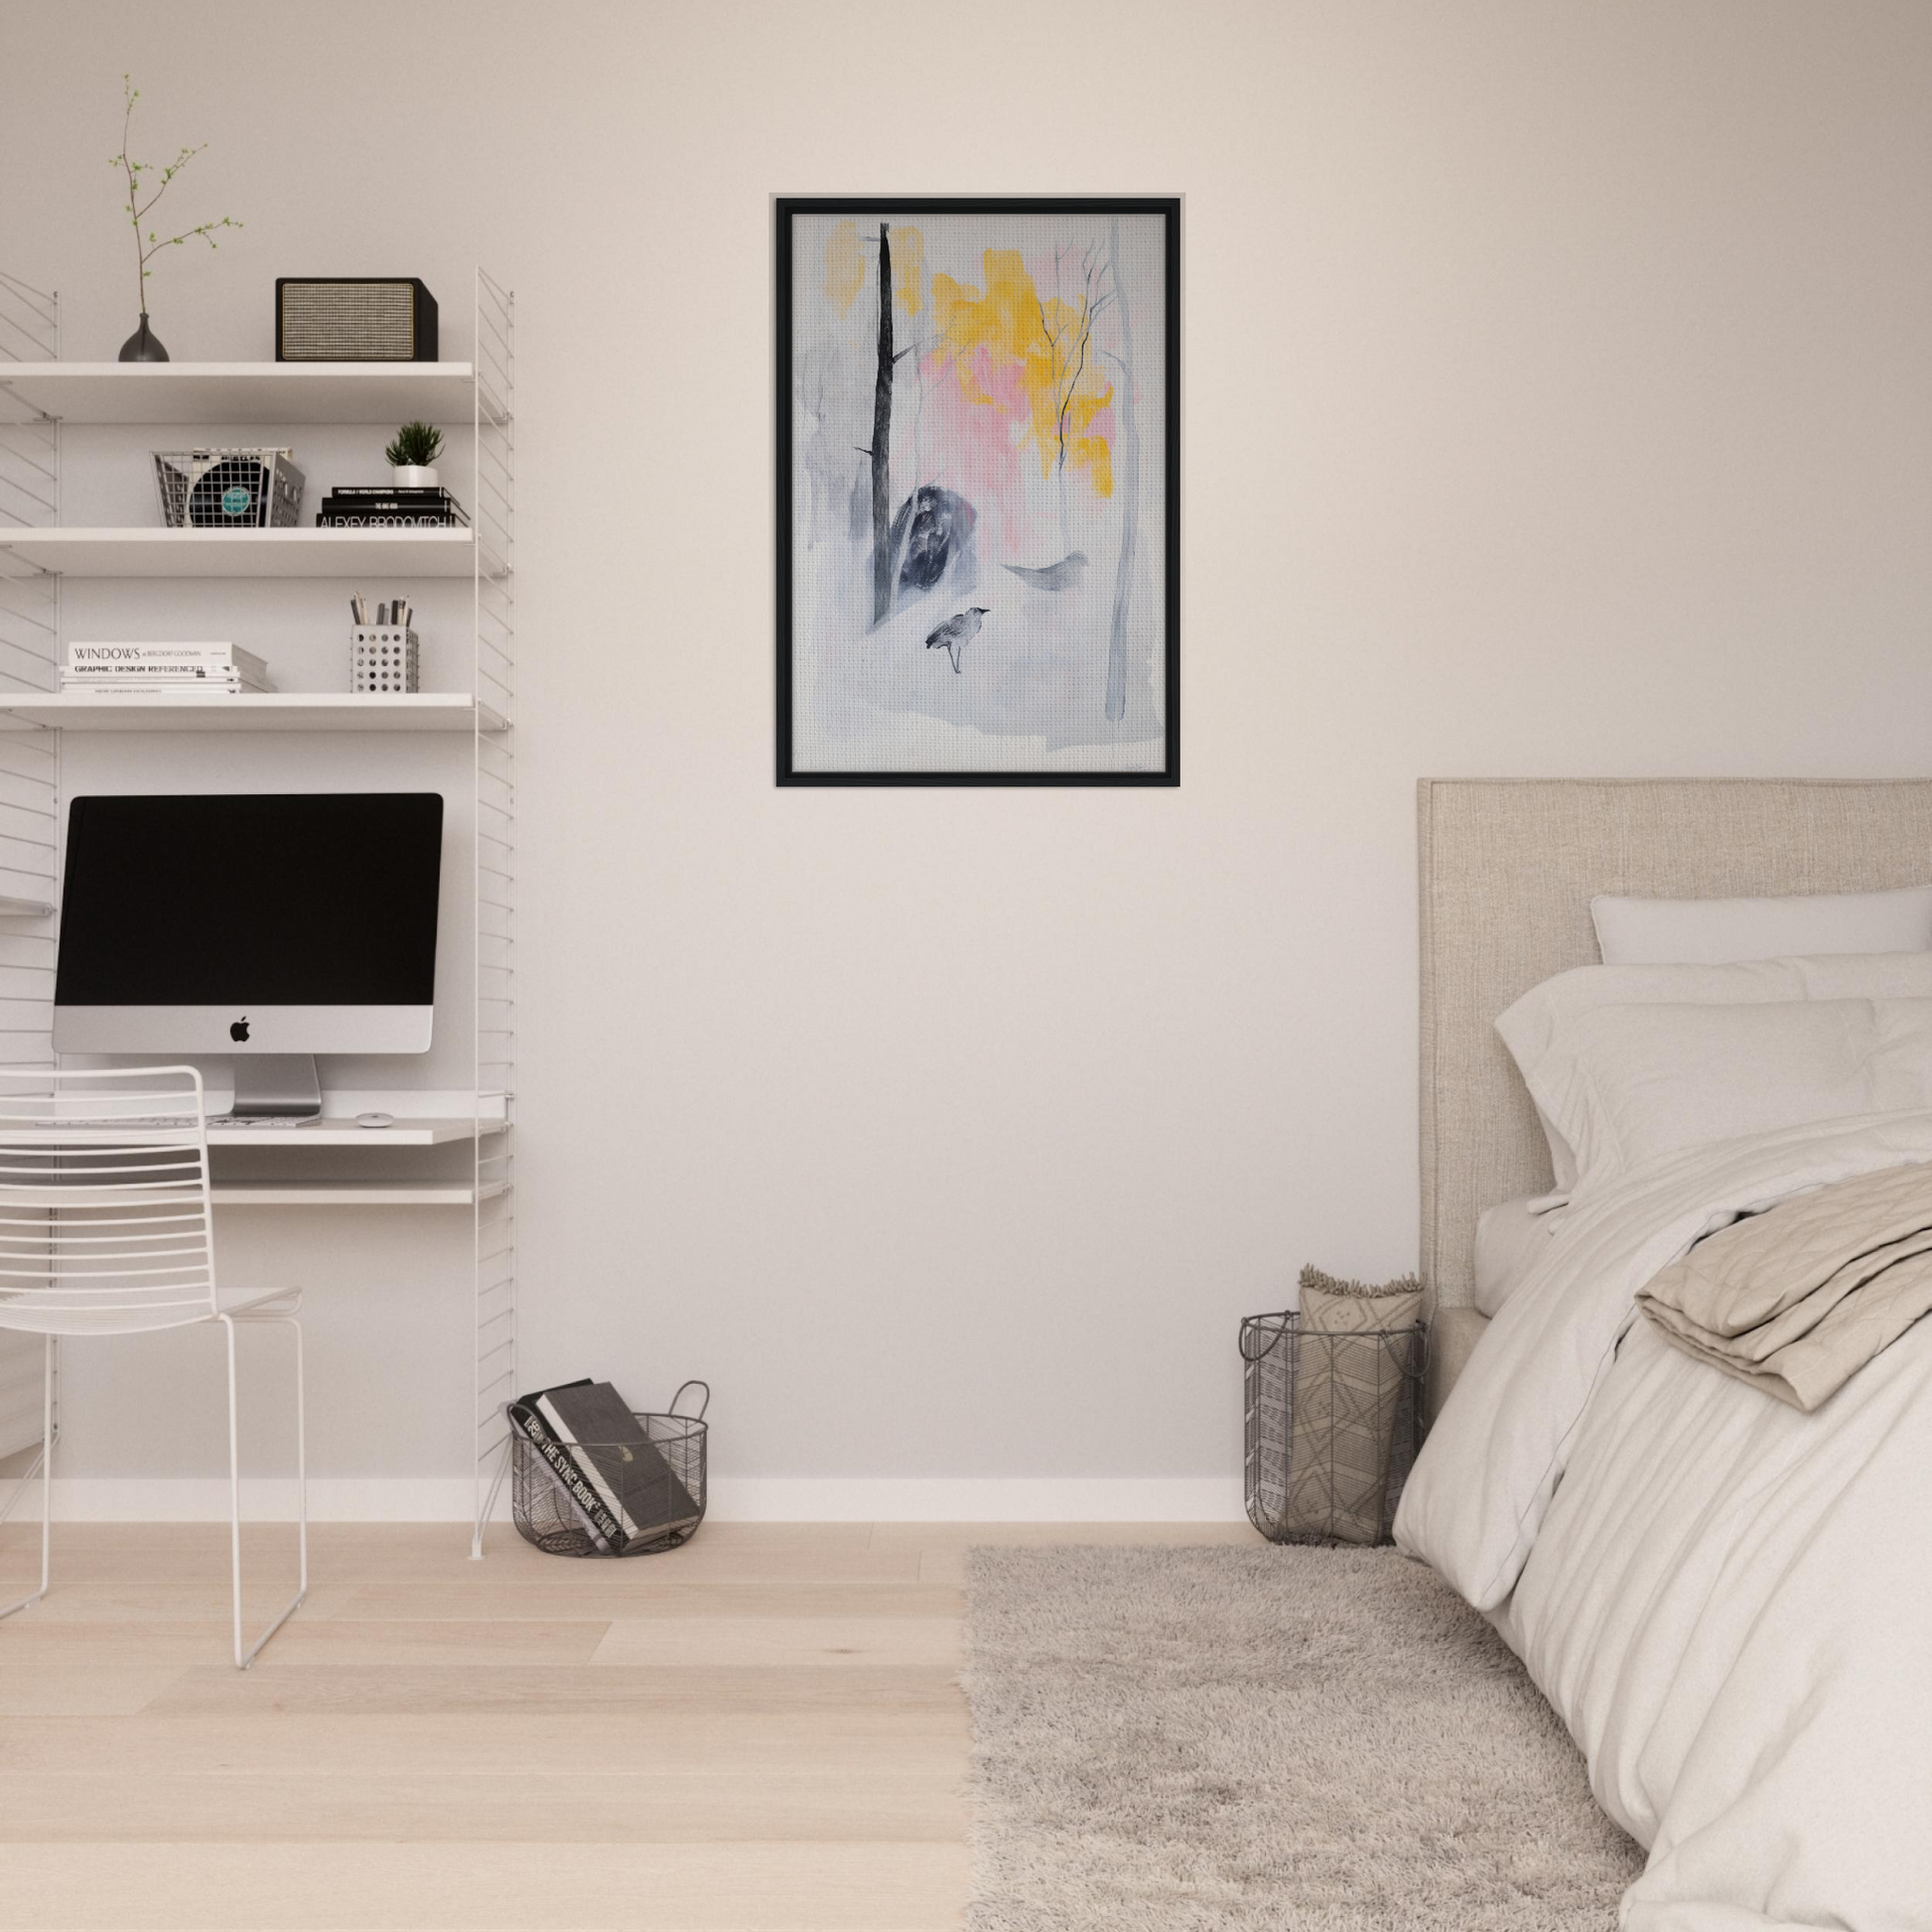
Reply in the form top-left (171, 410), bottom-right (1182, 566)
top-left (870, 222), bottom-right (896, 626)
top-left (1036, 243), bottom-right (1103, 478)
top-left (1103, 216), bottom-right (1141, 725)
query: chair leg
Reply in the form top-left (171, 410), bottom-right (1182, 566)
top-left (220, 1312), bottom-right (308, 1670)
top-left (0, 1335), bottom-right (54, 1622)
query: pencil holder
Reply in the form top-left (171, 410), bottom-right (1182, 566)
top-left (351, 626), bottom-right (419, 694)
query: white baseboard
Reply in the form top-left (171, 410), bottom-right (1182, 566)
top-left (14, 1475), bottom-right (1247, 1525)
top-left (707, 1478), bottom-right (1247, 1522)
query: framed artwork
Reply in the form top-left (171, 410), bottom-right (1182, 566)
top-left (776, 197), bottom-right (1179, 785)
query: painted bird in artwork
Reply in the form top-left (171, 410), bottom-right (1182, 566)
top-left (925, 607), bottom-right (990, 674)
top-left (1002, 551), bottom-right (1088, 593)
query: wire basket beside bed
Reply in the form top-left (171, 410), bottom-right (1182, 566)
top-left (1241, 1311), bottom-right (1425, 1547)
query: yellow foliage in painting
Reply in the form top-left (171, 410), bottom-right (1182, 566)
top-left (892, 225), bottom-right (926, 317)
top-left (824, 218), bottom-right (865, 317)
top-left (932, 248), bottom-right (1114, 493)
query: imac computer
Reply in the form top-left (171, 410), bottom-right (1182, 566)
top-left (53, 792), bottom-right (445, 1120)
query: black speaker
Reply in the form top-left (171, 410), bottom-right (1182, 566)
top-left (275, 278), bottom-right (439, 361)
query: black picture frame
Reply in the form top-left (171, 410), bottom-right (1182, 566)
top-left (775, 196), bottom-right (1180, 786)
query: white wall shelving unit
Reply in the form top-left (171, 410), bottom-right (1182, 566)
top-left (212, 1180), bottom-right (508, 1207)
top-left (0, 268), bottom-right (518, 1553)
top-left (0, 526), bottom-right (485, 577)
top-left (0, 692), bottom-right (505, 732)
top-left (0, 361), bottom-right (484, 425)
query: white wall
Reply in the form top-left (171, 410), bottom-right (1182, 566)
top-left (6, 0), bottom-right (1931, 1515)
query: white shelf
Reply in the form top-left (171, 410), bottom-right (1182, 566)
top-left (0, 361), bottom-right (482, 426)
top-left (0, 526), bottom-right (483, 579)
top-left (205, 1117), bottom-right (482, 1148)
top-left (0, 692), bottom-right (504, 733)
top-left (210, 1179), bottom-right (505, 1207)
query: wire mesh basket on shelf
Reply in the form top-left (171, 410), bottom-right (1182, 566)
top-left (510, 1381), bottom-right (708, 1558)
top-left (1241, 1311), bottom-right (1425, 1547)
top-left (152, 448), bottom-right (305, 528)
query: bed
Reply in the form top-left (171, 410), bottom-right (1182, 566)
top-left (1399, 777), bottom-right (1932, 1931)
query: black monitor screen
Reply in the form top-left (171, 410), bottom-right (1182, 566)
top-left (56, 793), bottom-right (444, 1007)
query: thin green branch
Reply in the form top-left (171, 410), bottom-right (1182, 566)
top-left (109, 75), bottom-right (240, 314)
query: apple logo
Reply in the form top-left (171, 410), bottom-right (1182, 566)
top-left (229, 1017), bottom-right (250, 1043)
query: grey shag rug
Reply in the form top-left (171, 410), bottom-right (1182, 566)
top-left (962, 1545), bottom-right (1643, 1930)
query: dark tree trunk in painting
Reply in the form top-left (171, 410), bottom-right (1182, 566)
top-left (1103, 216), bottom-right (1141, 724)
top-left (871, 222), bottom-right (896, 626)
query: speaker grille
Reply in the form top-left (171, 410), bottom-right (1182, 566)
top-left (279, 282), bottom-right (418, 360)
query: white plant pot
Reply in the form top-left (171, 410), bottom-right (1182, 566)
top-left (392, 465), bottom-right (439, 488)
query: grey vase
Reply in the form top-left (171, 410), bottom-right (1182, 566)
top-left (117, 314), bottom-right (169, 362)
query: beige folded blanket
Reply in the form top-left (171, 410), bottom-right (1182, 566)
top-left (1638, 1159), bottom-right (1932, 1410)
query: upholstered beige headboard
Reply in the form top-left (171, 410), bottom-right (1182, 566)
top-left (1419, 777), bottom-right (1932, 1311)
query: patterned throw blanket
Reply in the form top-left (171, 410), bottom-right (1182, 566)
top-left (1637, 1159), bottom-right (1932, 1410)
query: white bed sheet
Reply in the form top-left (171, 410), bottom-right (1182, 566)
top-left (1398, 1112), bottom-right (1932, 1930)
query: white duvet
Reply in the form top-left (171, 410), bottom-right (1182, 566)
top-left (1396, 1111), bottom-right (1932, 1931)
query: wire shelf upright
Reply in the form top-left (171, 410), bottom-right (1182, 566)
top-left (470, 268), bottom-right (516, 1556)
top-left (0, 270), bottom-right (61, 1481)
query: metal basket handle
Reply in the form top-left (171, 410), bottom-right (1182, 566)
top-left (1241, 1313), bottom-right (1426, 1374)
top-left (669, 1379), bottom-right (710, 1422)
top-left (1240, 1311), bottom-right (1295, 1364)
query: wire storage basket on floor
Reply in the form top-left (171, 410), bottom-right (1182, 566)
top-left (1241, 1311), bottom-right (1425, 1547)
top-left (510, 1381), bottom-right (708, 1557)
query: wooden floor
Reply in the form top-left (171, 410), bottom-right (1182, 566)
top-left (0, 1519), bottom-right (1253, 1931)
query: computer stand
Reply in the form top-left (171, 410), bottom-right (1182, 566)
top-left (228, 1055), bottom-right (323, 1122)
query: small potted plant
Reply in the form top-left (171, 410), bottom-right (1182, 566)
top-left (384, 421), bottom-right (444, 488)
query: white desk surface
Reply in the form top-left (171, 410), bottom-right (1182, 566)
top-left (207, 1116), bottom-right (492, 1148)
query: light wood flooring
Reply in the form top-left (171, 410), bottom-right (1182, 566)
top-left (0, 1519), bottom-right (1254, 1931)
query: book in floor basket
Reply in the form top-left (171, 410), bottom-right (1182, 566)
top-left (507, 1381), bottom-right (616, 1550)
top-left (507, 1379), bottom-right (702, 1553)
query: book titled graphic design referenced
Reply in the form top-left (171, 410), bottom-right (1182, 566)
top-left (66, 641), bottom-right (272, 693)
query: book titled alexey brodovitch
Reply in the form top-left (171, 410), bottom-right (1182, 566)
top-left (317, 484), bottom-right (469, 529)
top-left (507, 1379), bottom-right (703, 1555)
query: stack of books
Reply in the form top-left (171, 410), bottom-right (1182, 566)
top-left (64, 642), bottom-right (274, 695)
top-left (508, 1379), bottom-right (703, 1554)
top-left (316, 484), bottom-right (469, 529)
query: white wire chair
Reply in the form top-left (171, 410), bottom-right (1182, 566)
top-left (0, 1065), bottom-right (306, 1668)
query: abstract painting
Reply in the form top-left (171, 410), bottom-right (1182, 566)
top-left (777, 198), bottom-right (1178, 784)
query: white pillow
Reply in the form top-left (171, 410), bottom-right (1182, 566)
top-left (1515, 997), bottom-right (1932, 1203)
top-left (1591, 885), bottom-right (1932, 966)
top-left (1473, 1195), bottom-right (1560, 1316)
top-left (1496, 952), bottom-right (1932, 1194)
